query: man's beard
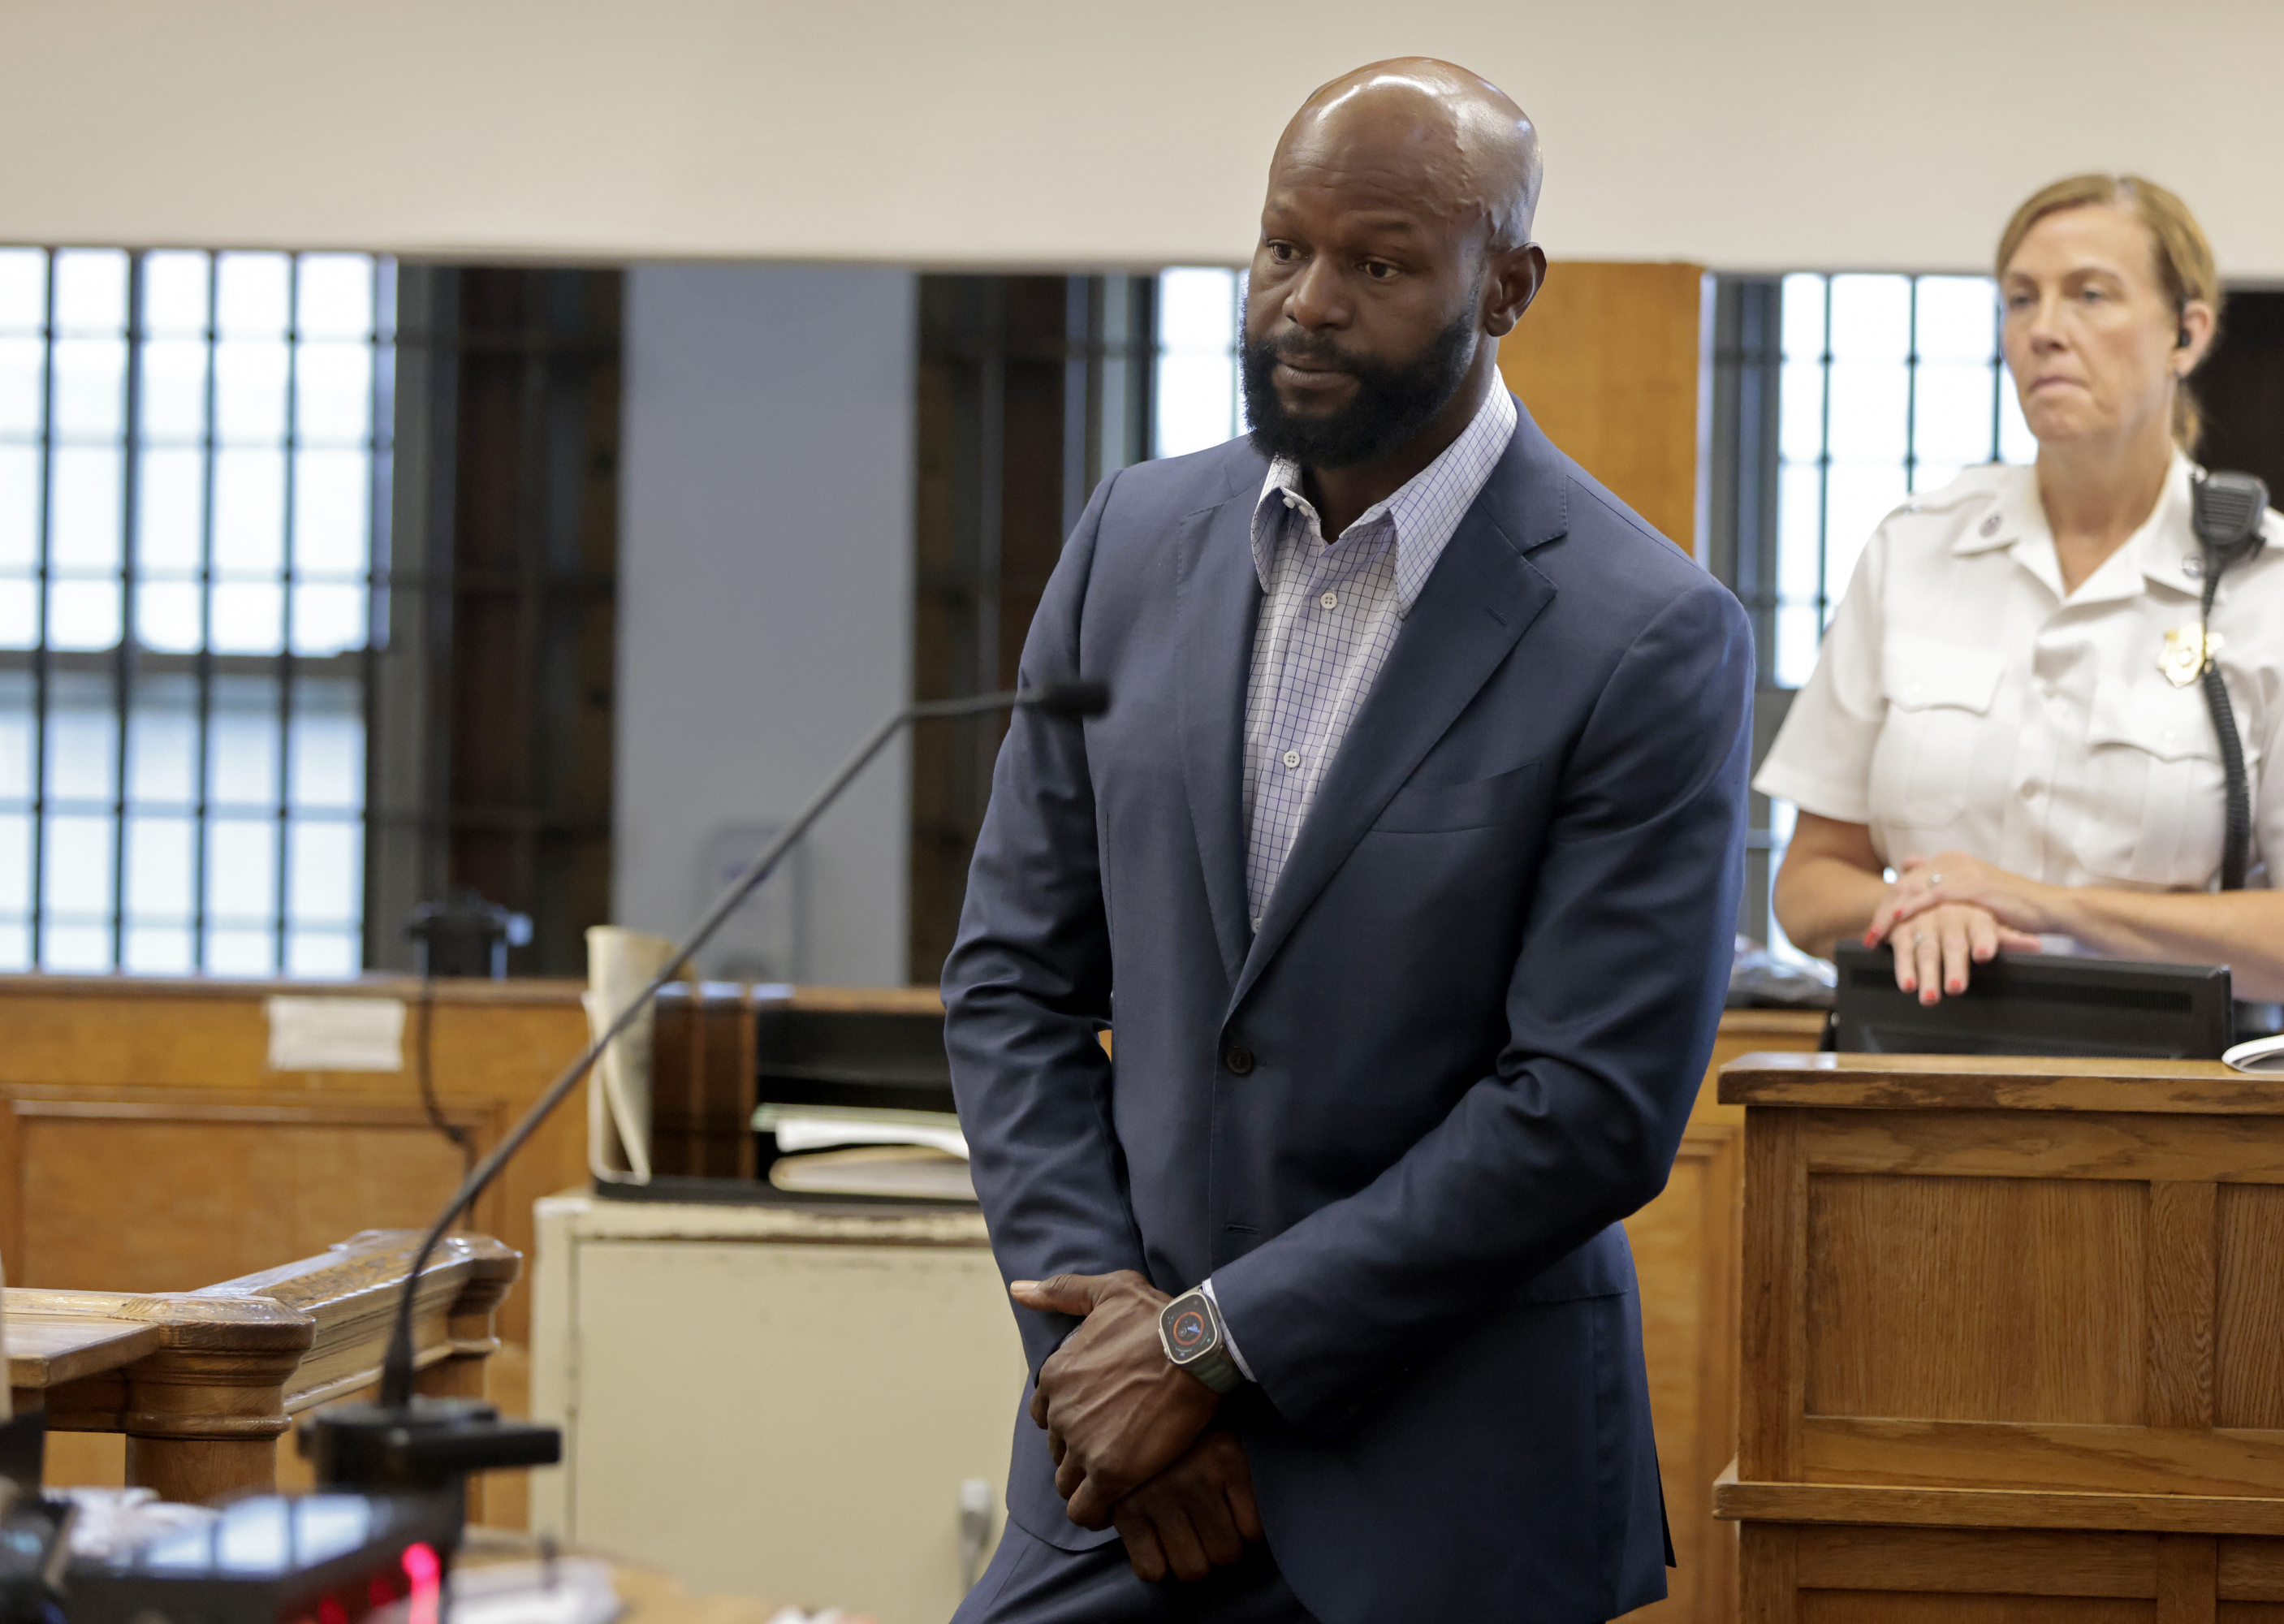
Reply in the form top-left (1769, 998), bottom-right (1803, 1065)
top-left (1241, 307), bottom-right (1478, 471)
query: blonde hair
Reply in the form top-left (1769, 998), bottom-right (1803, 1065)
top-left (1995, 174), bottom-right (2221, 453)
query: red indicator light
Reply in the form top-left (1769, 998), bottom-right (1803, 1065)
top-left (403, 1541), bottom-right (443, 1624)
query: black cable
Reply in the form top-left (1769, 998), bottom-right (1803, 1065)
top-left (2198, 557), bottom-right (2255, 891)
top-left (414, 972), bottom-right (476, 1181)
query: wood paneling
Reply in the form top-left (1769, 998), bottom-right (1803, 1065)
top-left (1721, 1053), bottom-right (2284, 1113)
top-left (1617, 1009), bottom-right (1822, 1624)
top-left (11, 1094), bottom-right (499, 1298)
top-left (2152, 1181), bottom-right (2219, 1431)
top-left (1722, 1054), bottom-right (2284, 1622)
top-left (13, 1229), bottom-right (516, 1505)
top-left (1799, 1599), bottom-right (2152, 1623)
top-left (1801, 1111), bottom-right (2284, 1182)
top-left (1798, 1419), bottom-right (2284, 1498)
top-left (1496, 261), bottom-right (1704, 555)
top-left (0, 974), bottom-right (590, 1347)
top-left (1721, 1055), bottom-right (2284, 1620)
top-left (1794, 1526), bottom-right (2160, 1596)
top-left (1624, 1120), bottom-right (1744, 1621)
top-left (1741, 1108), bottom-right (1806, 1482)
top-left (1805, 1173), bottom-right (2146, 1424)
top-left (1716, 1467), bottom-right (2284, 1540)
top-left (2217, 1186), bottom-right (2284, 1430)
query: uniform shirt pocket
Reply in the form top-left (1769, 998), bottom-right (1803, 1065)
top-left (2072, 684), bottom-right (2226, 886)
top-left (1373, 760), bottom-right (1542, 833)
top-left (1870, 632), bottom-right (2008, 829)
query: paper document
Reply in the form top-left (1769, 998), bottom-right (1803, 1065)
top-left (753, 1104), bottom-right (969, 1159)
top-left (585, 926), bottom-right (680, 1186)
top-left (768, 1146), bottom-right (976, 1202)
top-left (2224, 1034), bottom-right (2284, 1073)
top-left (266, 997), bottom-right (406, 1072)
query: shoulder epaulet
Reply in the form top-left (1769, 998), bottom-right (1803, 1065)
top-left (1884, 464), bottom-right (2014, 525)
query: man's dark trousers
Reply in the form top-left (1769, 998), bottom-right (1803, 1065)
top-left (943, 401), bottom-right (1754, 1624)
top-left (952, 1525), bottom-right (1321, 1624)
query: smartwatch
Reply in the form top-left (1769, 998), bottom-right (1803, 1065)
top-left (1158, 1285), bottom-right (1244, 1394)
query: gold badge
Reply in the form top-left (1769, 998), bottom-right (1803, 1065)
top-left (2161, 622), bottom-right (2223, 687)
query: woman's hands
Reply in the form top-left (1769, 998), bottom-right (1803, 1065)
top-left (1867, 851), bottom-right (2048, 1003)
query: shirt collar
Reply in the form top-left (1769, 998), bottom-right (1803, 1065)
top-left (2128, 456), bottom-right (2206, 599)
top-left (1250, 386), bottom-right (1518, 614)
top-left (1951, 453), bottom-right (2207, 602)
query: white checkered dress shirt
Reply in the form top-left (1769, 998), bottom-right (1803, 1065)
top-left (1240, 386), bottom-right (1518, 926)
top-left (1201, 385), bottom-right (1518, 1380)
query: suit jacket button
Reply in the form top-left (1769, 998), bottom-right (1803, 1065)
top-left (1225, 1046), bottom-right (1254, 1076)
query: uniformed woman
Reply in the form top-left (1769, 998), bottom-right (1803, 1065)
top-left (1755, 174), bottom-right (2284, 1007)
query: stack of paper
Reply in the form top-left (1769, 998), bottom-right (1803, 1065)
top-left (2224, 1034), bottom-right (2284, 1073)
top-left (753, 1104), bottom-right (974, 1202)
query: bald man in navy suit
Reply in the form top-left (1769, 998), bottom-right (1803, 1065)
top-left (944, 58), bottom-right (1752, 1624)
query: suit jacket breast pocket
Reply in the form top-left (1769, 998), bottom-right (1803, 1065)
top-left (1371, 760), bottom-right (1543, 834)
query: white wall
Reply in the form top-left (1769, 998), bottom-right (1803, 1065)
top-left (4, 0), bottom-right (2282, 278)
top-left (615, 265), bottom-right (914, 986)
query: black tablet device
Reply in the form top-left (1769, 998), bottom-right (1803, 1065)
top-left (1831, 944), bottom-right (2233, 1060)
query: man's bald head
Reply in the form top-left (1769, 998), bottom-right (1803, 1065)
top-left (1277, 58), bottom-right (1543, 254)
top-left (1243, 57), bottom-right (1548, 487)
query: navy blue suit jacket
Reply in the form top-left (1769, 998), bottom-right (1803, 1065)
top-left (943, 400), bottom-right (1753, 1624)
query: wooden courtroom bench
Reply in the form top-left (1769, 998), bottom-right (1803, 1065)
top-left (10, 1228), bottom-right (518, 1505)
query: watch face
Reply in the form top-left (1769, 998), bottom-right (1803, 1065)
top-left (1164, 1299), bottom-right (1214, 1362)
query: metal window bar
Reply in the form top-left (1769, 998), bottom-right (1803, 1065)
top-left (0, 247), bottom-right (392, 975)
top-left (27, 255), bottom-right (56, 965)
top-left (1813, 279), bottom-right (1834, 633)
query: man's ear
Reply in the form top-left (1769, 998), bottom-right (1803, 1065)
top-left (1482, 243), bottom-right (1547, 339)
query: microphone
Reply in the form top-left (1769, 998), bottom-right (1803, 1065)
top-left (300, 680), bottom-right (1109, 1497)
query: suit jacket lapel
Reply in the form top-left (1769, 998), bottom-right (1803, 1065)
top-left (1228, 413), bottom-right (1568, 1014)
top-left (1175, 485), bottom-right (1264, 987)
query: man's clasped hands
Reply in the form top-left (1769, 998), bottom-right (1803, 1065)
top-left (1008, 1272), bottom-right (1263, 1583)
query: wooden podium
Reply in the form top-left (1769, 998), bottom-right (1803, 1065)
top-left (1714, 1052), bottom-right (2284, 1622)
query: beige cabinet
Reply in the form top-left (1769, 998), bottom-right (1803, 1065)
top-left (528, 1191), bottom-right (1024, 1624)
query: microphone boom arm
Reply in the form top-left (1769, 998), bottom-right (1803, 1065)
top-left (374, 685), bottom-right (1081, 1407)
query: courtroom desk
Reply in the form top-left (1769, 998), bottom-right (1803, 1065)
top-left (0, 973), bottom-right (591, 1351)
top-left (1620, 1008), bottom-right (1825, 1624)
top-left (529, 1007), bottom-right (1821, 1624)
top-left (526, 1190), bottom-right (1020, 1624)
top-left (1713, 1052), bottom-right (2284, 1622)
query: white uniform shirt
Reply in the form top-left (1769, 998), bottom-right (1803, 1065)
top-left (1755, 456), bottom-right (2284, 893)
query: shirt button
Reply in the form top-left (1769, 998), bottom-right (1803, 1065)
top-left (2021, 780), bottom-right (2041, 800)
top-left (1225, 1046), bottom-right (1255, 1076)
top-left (1319, 591), bottom-right (1338, 610)
top-left (1282, 749), bottom-right (1301, 769)
top-left (1980, 512), bottom-right (2003, 537)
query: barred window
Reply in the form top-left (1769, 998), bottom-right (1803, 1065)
top-left (1772, 272), bottom-right (2036, 685)
top-left (1154, 267), bottom-right (1244, 457)
top-left (0, 248), bottom-right (393, 975)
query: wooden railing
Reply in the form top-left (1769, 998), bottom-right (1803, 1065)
top-left (7, 1229), bottom-right (518, 1503)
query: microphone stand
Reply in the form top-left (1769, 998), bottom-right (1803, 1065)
top-left (300, 681), bottom-right (1107, 1501)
